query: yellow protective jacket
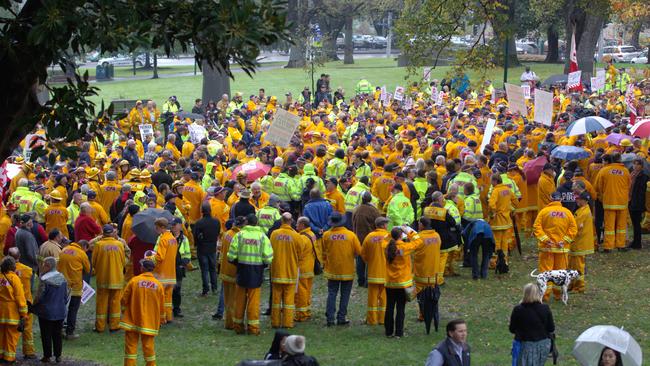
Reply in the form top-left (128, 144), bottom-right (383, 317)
top-left (153, 231), bottom-right (178, 286)
top-left (360, 228), bottom-right (389, 284)
top-left (208, 197), bottom-right (230, 232)
top-left (92, 237), bottom-right (126, 289)
top-left (15, 262), bottom-right (33, 302)
top-left (371, 172), bottom-right (395, 206)
top-left (488, 184), bottom-right (517, 230)
top-left (385, 232), bottom-right (422, 289)
top-left (89, 201), bottom-right (110, 226)
top-left (533, 202), bottom-right (577, 253)
top-left (325, 190), bottom-right (346, 214)
top-left (183, 180), bottom-right (206, 223)
top-left (322, 226), bottom-right (361, 281)
top-left (219, 228), bottom-right (240, 283)
top-left (269, 224), bottom-right (301, 284)
top-left (119, 272), bottom-right (164, 336)
top-left (537, 172), bottom-right (556, 209)
top-left (413, 229), bottom-right (441, 286)
top-left (98, 181), bottom-right (121, 214)
top-left (571, 205), bottom-right (595, 256)
top-left (0, 271), bottom-right (27, 325)
top-left (58, 242), bottom-right (91, 296)
top-left (45, 202), bottom-right (69, 238)
top-left (595, 163), bottom-right (630, 210)
top-left (297, 228), bottom-right (316, 279)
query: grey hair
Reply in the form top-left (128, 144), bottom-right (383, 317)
top-left (18, 178), bottom-right (28, 187)
top-left (297, 216), bottom-right (310, 227)
top-left (42, 257), bottom-right (57, 272)
top-left (251, 182), bottom-right (262, 190)
top-left (106, 171), bottom-right (117, 180)
top-left (80, 202), bottom-right (93, 213)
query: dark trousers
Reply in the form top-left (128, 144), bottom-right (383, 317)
top-left (326, 280), bottom-right (352, 323)
top-left (384, 287), bottom-right (406, 337)
top-left (470, 238), bottom-right (494, 279)
top-left (66, 296), bottom-right (81, 335)
top-left (39, 318), bottom-right (63, 359)
top-left (82, 251), bottom-right (92, 285)
top-left (197, 252), bottom-right (218, 294)
top-left (172, 278), bottom-right (183, 314)
top-left (629, 209), bottom-right (644, 248)
top-left (355, 256), bottom-right (367, 287)
top-left (595, 200), bottom-right (604, 244)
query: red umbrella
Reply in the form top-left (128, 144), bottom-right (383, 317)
top-left (231, 161), bottom-right (271, 182)
top-left (630, 119), bottom-right (650, 138)
top-left (523, 156), bottom-right (548, 185)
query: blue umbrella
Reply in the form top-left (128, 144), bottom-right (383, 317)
top-left (565, 116), bottom-right (613, 136)
top-left (550, 146), bottom-right (591, 161)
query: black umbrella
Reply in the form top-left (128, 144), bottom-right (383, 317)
top-left (131, 208), bottom-right (175, 243)
top-left (177, 111), bottom-right (205, 120)
top-left (417, 284), bottom-right (441, 334)
top-left (541, 74), bottom-right (567, 87)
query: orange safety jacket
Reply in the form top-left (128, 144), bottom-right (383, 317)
top-left (182, 180), bottom-right (206, 223)
top-left (14, 263), bottom-right (33, 302)
top-left (153, 231), bottom-right (178, 286)
top-left (92, 237), bottom-right (126, 289)
top-left (0, 271), bottom-right (27, 325)
top-left (219, 228), bottom-right (240, 283)
top-left (45, 202), bottom-right (69, 238)
top-left (595, 163), bottom-right (630, 210)
top-left (58, 242), bottom-right (91, 296)
top-left (384, 232), bottom-right (422, 288)
top-left (413, 229), bottom-right (441, 285)
top-left (297, 228), bottom-right (316, 279)
top-left (119, 272), bottom-right (164, 336)
top-left (571, 205), bottom-right (595, 256)
top-left (488, 184), bottom-right (517, 231)
top-left (269, 224), bottom-right (301, 284)
top-left (361, 228), bottom-right (389, 284)
top-left (322, 226), bottom-right (361, 281)
top-left (533, 202), bottom-right (577, 253)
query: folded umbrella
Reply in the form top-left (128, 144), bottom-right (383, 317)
top-left (131, 208), bottom-right (175, 244)
top-left (417, 284), bottom-right (441, 334)
top-left (550, 146), bottom-right (591, 161)
top-left (231, 161), bottom-right (271, 182)
top-left (565, 116), bottom-right (613, 136)
top-left (572, 325), bottom-right (642, 366)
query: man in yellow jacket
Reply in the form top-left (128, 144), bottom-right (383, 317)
top-left (0, 256), bottom-right (28, 363)
top-left (8, 248), bottom-right (36, 358)
top-left (537, 164), bottom-right (556, 210)
top-left (569, 192), bottom-right (595, 293)
top-left (120, 258), bottom-right (164, 366)
top-left (269, 213), bottom-right (301, 328)
top-left (44, 190), bottom-right (69, 239)
top-left (594, 153), bottom-right (630, 251)
top-left (322, 212), bottom-right (361, 326)
top-left (295, 217), bottom-right (316, 322)
top-left (219, 218), bottom-right (242, 329)
top-left (152, 218), bottom-right (178, 323)
top-left (92, 224), bottom-right (126, 332)
top-left (488, 174), bottom-right (518, 267)
top-left (58, 240), bottom-right (90, 339)
top-left (360, 217), bottom-right (389, 325)
top-left (533, 192), bottom-right (578, 301)
top-left (413, 217), bottom-right (441, 295)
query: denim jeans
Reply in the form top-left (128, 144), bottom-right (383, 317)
top-left (470, 237), bottom-right (494, 279)
top-left (197, 252), bottom-right (218, 294)
top-left (214, 283), bottom-right (224, 316)
top-left (326, 280), bottom-right (353, 323)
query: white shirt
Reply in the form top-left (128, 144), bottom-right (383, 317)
top-left (520, 71), bottom-right (538, 82)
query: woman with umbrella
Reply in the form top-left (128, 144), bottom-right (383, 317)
top-left (598, 348), bottom-right (623, 366)
top-left (509, 283), bottom-right (555, 366)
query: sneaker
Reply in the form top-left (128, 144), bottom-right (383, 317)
top-left (40, 357), bottom-right (51, 363)
top-left (336, 320), bottom-right (350, 326)
top-left (65, 334), bottom-right (80, 340)
top-left (173, 312), bottom-right (184, 318)
top-left (212, 313), bottom-right (223, 320)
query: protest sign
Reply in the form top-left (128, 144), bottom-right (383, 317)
top-left (380, 86), bottom-right (387, 103)
top-left (521, 85), bottom-right (531, 99)
top-left (430, 86), bottom-right (438, 102)
top-left (394, 86), bottom-right (405, 101)
top-left (188, 123), bottom-right (207, 144)
top-left (404, 97), bottom-right (413, 110)
top-left (533, 89), bottom-right (554, 126)
top-left (436, 91), bottom-right (444, 106)
top-left (266, 109), bottom-right (300, 148)
top-left (567, 70), bottom-right (582, 88)
top-left (81, 281), bottom-right (96, 305)
top-left (138, 124), bottom-right (154, 142)
top-left (479, 118), bottom-right (497, 154)
top-left (455, 100), bottom-right (465, 114)
top-left (423, 67), bottom-right (432, 81)
top-left (505, 83), bottom-right (527, 115)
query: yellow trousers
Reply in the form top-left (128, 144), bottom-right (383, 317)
top-left (568, 255), bottom-right (586, 293)
top-left (21, 314), bottom-right (34, 357)
top-left (366, 283), bottom-right (386, 325)
top-left (271, 283), bottom-right (295, 328)
top-left (438, 252), bottom-right (449, 285)
top-left (0, 324), bottom-right (19, 362)
top-left (233, 286), bottom-right (260, 335)
top-left (163, 286), bottom-right (173, 323)
top-left (96, 289), bottom-right (122, 331)
top-left (222, 281), bottom-right (236, 330)
top-left (604, 209), bottom-right (627, 250)
top-left (538, 252), bottom-right (568, 301)
top-left (125, 260), bottom-right (134, 283)
top-left (124, 331), bottom-right (156, 366)
top-left (295, 277), bottom-right (313, 322)
top-left (491, 229), bottom-right (511, 268)
top-left (444, 249), bottom-right (459, 276)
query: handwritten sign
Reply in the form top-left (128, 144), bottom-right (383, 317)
top-left (533, 89), bottom-right (554, 126)
top-left (138, 124), bottom-right (154, 142)
top-left (505, 83), bottom-right (527, 115)
top-left (430, 86), bottom-right (438, 101)
top-left (394, 86), bottom-right (405, 101)
top-left (188, 123), bottom-right (207, 144)
top-left (455, 100), bottom-right (465, 114)
top-left (81, 281), bottom-right (96, 305)
top-left (266, 108), bottom-right (300, 148)
top-left (404, 97), bottom-right (413, 110)
top-left (521, 85), bottom-right (531, 99)
top-left (567, 70), bottom-right (582, 88)
top-left (436, 91), bottom-right (444, 106)
top-left (380, 86), bottom-right (387, 103)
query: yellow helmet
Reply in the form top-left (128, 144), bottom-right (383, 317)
top-left (49, 190), bottom-right (63, 201)
top-left (620, 139), bottom-right (632, 147)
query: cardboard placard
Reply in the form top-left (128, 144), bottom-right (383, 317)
top-left (423, 67), bottom-right (432, 81)
top-left (479, 118), bottom-right (497, 154)
top-left (533, 89), bottom-right (554, 126)
top-left (521, 85), bottom-right (531, 99)
top-left (81, 281), bottom-right (96, 305)
top-left (266, 108), bottom-right (300, 148)
top-left (138, 124), bottom-right (154, 142)
top-left (567, 70), bottom-right (582, 88)
top-left (455, 100), bottom-right (465, 114)
top-left (394, 86), bottom-right (405, 101)
top-left (505, 83), bottom-right (527, 115)
top-left (188, 123), bottom-right (207, 144)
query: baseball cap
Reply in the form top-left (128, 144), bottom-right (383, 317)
top-left (102, 224), bottom-right (115, 234)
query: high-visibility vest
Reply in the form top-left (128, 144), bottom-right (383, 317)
top-left (344, 183), bottom-right (370, 212)
top-left (463, 194), bottom-right (483, 220)
top-left (257, 206), bottom-right (281, 233)
top-left (227, 225), bottom-right (273, 266)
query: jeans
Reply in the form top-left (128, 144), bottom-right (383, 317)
top-left (384, 287), bottom-right (406, 337)
top-left (470, 237), bottom-right (494, 279)
top-left (39, 318), bottom-right (63, 359)
top-left (629, 209), bottom-right (643, 248)
top-left (66, 296), bottom-right (81, 335)
top-left (355, 256), bottom-right (367, 287)
top-left (215, 283), bottom-right (225, 317)
top-left (198, 252), bottom-right (218, 294)
top-left (326, 280), bottom-right (353, 323)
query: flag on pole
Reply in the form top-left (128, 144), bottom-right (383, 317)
top-left (568, 26), bottom-right (583, 92)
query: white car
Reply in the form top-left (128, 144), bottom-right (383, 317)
top-left (599, 46), bottom-right (641, 63)
top-left (98, 55), bottom-right (145, 67)
top-left (631, 55), bottom-right (647, 64)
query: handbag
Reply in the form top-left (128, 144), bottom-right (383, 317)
top-left (404, 285), bottom-right (417, 302)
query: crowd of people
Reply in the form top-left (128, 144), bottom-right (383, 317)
top-left (0, 63), bottom-right (647, 365)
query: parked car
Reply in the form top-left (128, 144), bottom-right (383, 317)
top-left (597, 45), bottom-right (641, 63)
top-left (98, 54), bottom-right (145, 67)
top-left (632, 55), bottom-right (648, 64)
top-left (516, 42), bottom-right (538, 54)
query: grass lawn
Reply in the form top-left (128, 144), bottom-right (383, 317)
top-left (46, 238), bottom-right (650, 366)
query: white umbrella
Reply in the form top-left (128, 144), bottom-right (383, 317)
top-left (565, 116), bottom-right (614, 136)
top-left (572, 325), bottom-right (642, 366)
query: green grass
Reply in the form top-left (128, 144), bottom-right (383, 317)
top-left (44, 238), bottom-right (650, 365)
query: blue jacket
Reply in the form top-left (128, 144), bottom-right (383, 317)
top-left (303, 198), bottom-right (333, 238)
top-left (33, 270), bottom-right (69, 321)
top-left (462, 219), bottom-right (494, 248)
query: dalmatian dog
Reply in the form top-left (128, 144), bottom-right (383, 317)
top-left (530, 269), bottom-right (580, 305)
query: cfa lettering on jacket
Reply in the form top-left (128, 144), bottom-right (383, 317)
top-left (330, 234), bottom-right (348, 241)
top-left (138, 280), bottom-right (159, 289)
top-left (549, 211), bottom-right (567, 218)
top-left (275, 234), bottom-right (292, 241)
top-left (610, 169), bottom-right (624, 175)
top-left (62, 249), bottom-right (76, 256)
top-left (103, 245), bottom-right (121, 252)
top-left (244, 239), bottom-right (260, 246)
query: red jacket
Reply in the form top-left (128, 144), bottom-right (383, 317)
top-left (128, 235), bottom-right (154, 276)
top-left (74, 213), bottom-right (101, 243)
top-left (3, 226), bottom-right (17, 255)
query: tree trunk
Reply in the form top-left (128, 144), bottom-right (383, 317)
top-left (545, 26), bottom-right (559, 63)
top-left (564, 6), bottom-right (604, 81)
top-left (201, 61), bottom-right (231, 106)
top-left (322, 33), bottom-right (340, 61)
top-left (630, 22), bottom-right (642, 49)
top-left (506, 36), bottom-right (520, 66)
top-left (152, 53), bottom-right (159, 79)
top-left (343, 16), bottom-right (354, 64)
top-left (285, 0), bottom-right (307, 68)
top-left (144, 51), bottom-right (152, 69)
top-left (287, 44), bottom-right (307, 68)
